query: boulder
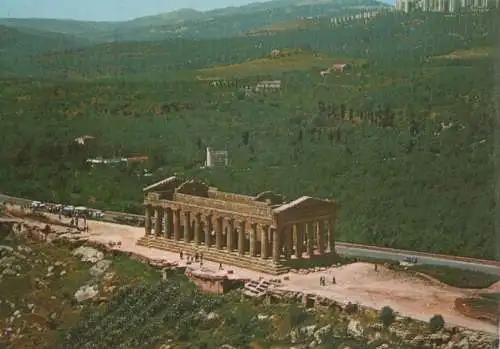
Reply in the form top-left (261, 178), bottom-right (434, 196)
top-left (90, 260), bottom-right (112, 277)
top-left (72, 246), bottom-right (103, 263)
top-left (74, 284), bottom-right (99, 302)
top-left (347, 319), bottom-right (364, 338)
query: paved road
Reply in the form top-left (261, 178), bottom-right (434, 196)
top-left (336, 245), bottom-right (500, 276)
top-left (2, 194), bottom-right (499, 276)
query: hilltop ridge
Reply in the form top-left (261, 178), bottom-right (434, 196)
top-left (0, 0), bottom-right (390, 41)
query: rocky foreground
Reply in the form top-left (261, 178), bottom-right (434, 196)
top-left (0, 219), bottom-right (498, 349)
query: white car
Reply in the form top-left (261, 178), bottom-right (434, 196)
top-left (31, 201), bottom-right (45, 209)
top-left (90, 210), bottom-right (104, 220)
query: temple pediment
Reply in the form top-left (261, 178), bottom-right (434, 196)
top-left (176, 180), bottom-right (209, 197)
top-left (143, 176), bottom-right (185, 193)
top-left (273, 196), bottom-right (336, 224)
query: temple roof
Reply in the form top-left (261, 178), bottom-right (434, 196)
top-left (273, 196), bottom-right (336, 217)
top-left (142, 176), bottom-right (181, 192)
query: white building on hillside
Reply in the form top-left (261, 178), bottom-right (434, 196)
top-left (205, 147), bottom-right (229, 168)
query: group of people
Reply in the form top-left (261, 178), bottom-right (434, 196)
top-left (319, 275), bottom-right (336, 286)
top-left (179, 250), bottom-right (227, 271)
top-left (319, 264), bottom-right (378, 286)
top-left (63, 211), bottom-right (89, 232)
top-left (179, 251), bottom-right (204, 265)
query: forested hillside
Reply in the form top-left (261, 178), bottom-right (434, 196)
top-left (0, 10), bottom-right (497, 259)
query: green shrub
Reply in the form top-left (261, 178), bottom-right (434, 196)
top-left (344, 302), bottom-right (359, 315)
top-left (287, 304), bottom-right (308, 327)
top-left (379, 306), bottom-right (395, 327)
top-left (429, 314), bottom-right (445, 332)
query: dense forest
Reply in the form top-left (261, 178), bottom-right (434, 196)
top-left (0, 10), bottom-right (497, 259)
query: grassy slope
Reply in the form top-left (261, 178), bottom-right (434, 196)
top-left (0, 236), bottom-right (160, 349)
top-left (197, 49), bottom-right (366, 77)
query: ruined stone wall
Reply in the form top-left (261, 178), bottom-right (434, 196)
top-left (185, 270), bottom-right (231, 294)
top-left (176, 181), bottom-right (209, 197)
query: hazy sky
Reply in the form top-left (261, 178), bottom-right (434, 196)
top-left (0, 0), bottom-right (272, 21)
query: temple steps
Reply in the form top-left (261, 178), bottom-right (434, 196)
top-left (137, 236), bottom-right (289, 275)
top-left (243, 279), bottom-right (273, 297)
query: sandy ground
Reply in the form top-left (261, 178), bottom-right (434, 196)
top-left (21, 214), bottom-right (498, 334)
top-left (277, 263), bottom-right (498, 334)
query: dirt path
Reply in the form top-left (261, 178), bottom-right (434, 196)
top-left (276, 263), bottom-right (497, 333)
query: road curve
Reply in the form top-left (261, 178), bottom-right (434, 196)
top-left (1, 193), bottom-right (498, 276)
top-left (336, 244), bottom-right (500, 276)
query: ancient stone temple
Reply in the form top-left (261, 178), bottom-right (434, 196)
top-left (136, 176), bottom-right (337, 275)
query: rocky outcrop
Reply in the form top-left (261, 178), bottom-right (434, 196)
top-left (283, 319), bottom-right (495, 349)
top-left (254, 288), bottom-right (496, 349)
top-left (455, 297), bottom-right (498, 324)
top-left (184, 268), bottom-right (238, 294)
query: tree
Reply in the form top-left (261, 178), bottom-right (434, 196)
top-left (429, 314), bottom-right (445, 332)
top-left (242, 131), bottom-right (249, 146)
top-left (379, 306), bottom-right (395, 327)
top-left (340, 103), bottom-right (346, 120)
top-left (298, 129), bottom-right (303, 143)
top-left (409, 119), bottom-right (419, 137)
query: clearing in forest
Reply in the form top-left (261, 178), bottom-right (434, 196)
top-left (197, 49), bottom-right (364, 78)
top-left (431, 46), bottom-right (496, 60)
top-left (243, 18), bottom-right (319, 36)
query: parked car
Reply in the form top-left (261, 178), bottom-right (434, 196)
top-left (62, 205), bottom-right (75, 217)
top-left (75, 206), bottom-right (89, 217)
top-left (30, 201), bottom-right (45, 209)
top-left (89, 210), bottom-right (104, 220)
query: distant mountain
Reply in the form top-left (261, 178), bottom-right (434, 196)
top-left (0, 25), bottom-right (89, 53)
top-left (0, 18), bottom-right (117, 38)
top-left (126, 9), bottom-right (205, 27)
top-left (0, 0), bottom-right (390, 42)
top-left (0, 25), bottom-right (91, 77)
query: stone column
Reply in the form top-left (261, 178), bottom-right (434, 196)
top-left (145, 206), bottom-right (152, 235)
top-left (261, 225), bottom-right (269, 259)
top-left (226, 218), bottom-right (234, 251)
top-left (306, 222), bottom-right (314, 257)
top-left (238, 220), bottom-right (245, 255)
top-left (194, 213), bottom-right (201, 245)
top-left (154, 208), bottom-right (162, 236)
top-left (249, 223), bottom-right (257, 257)
top-left (163, 208), bottom-right (171, 238)
top-left (284, 226), bottom-right (293, 260)
top-left (294, 223), bottom-right (303, 259)
top-left (272, 227), bottom-right (281, 262)
top-left (204, 215), bottom-right (211, 247)
top-left (173, 209), bottom-right (181, 240)
top-left (166, 208), bottom-right (174, 239)
top-left (327, 217), bottom-right (335, 253)
top-left (316, 220), bottom-right (325, 255)
top-left (214, 216), bottom-right (223, 250)
top-left (183, 211), bottom-right (191, 243)
top-left (268, 228), bottom-right (274, 255)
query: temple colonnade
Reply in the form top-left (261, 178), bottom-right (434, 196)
top-left (144, 205), bottom-right (335, 262)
